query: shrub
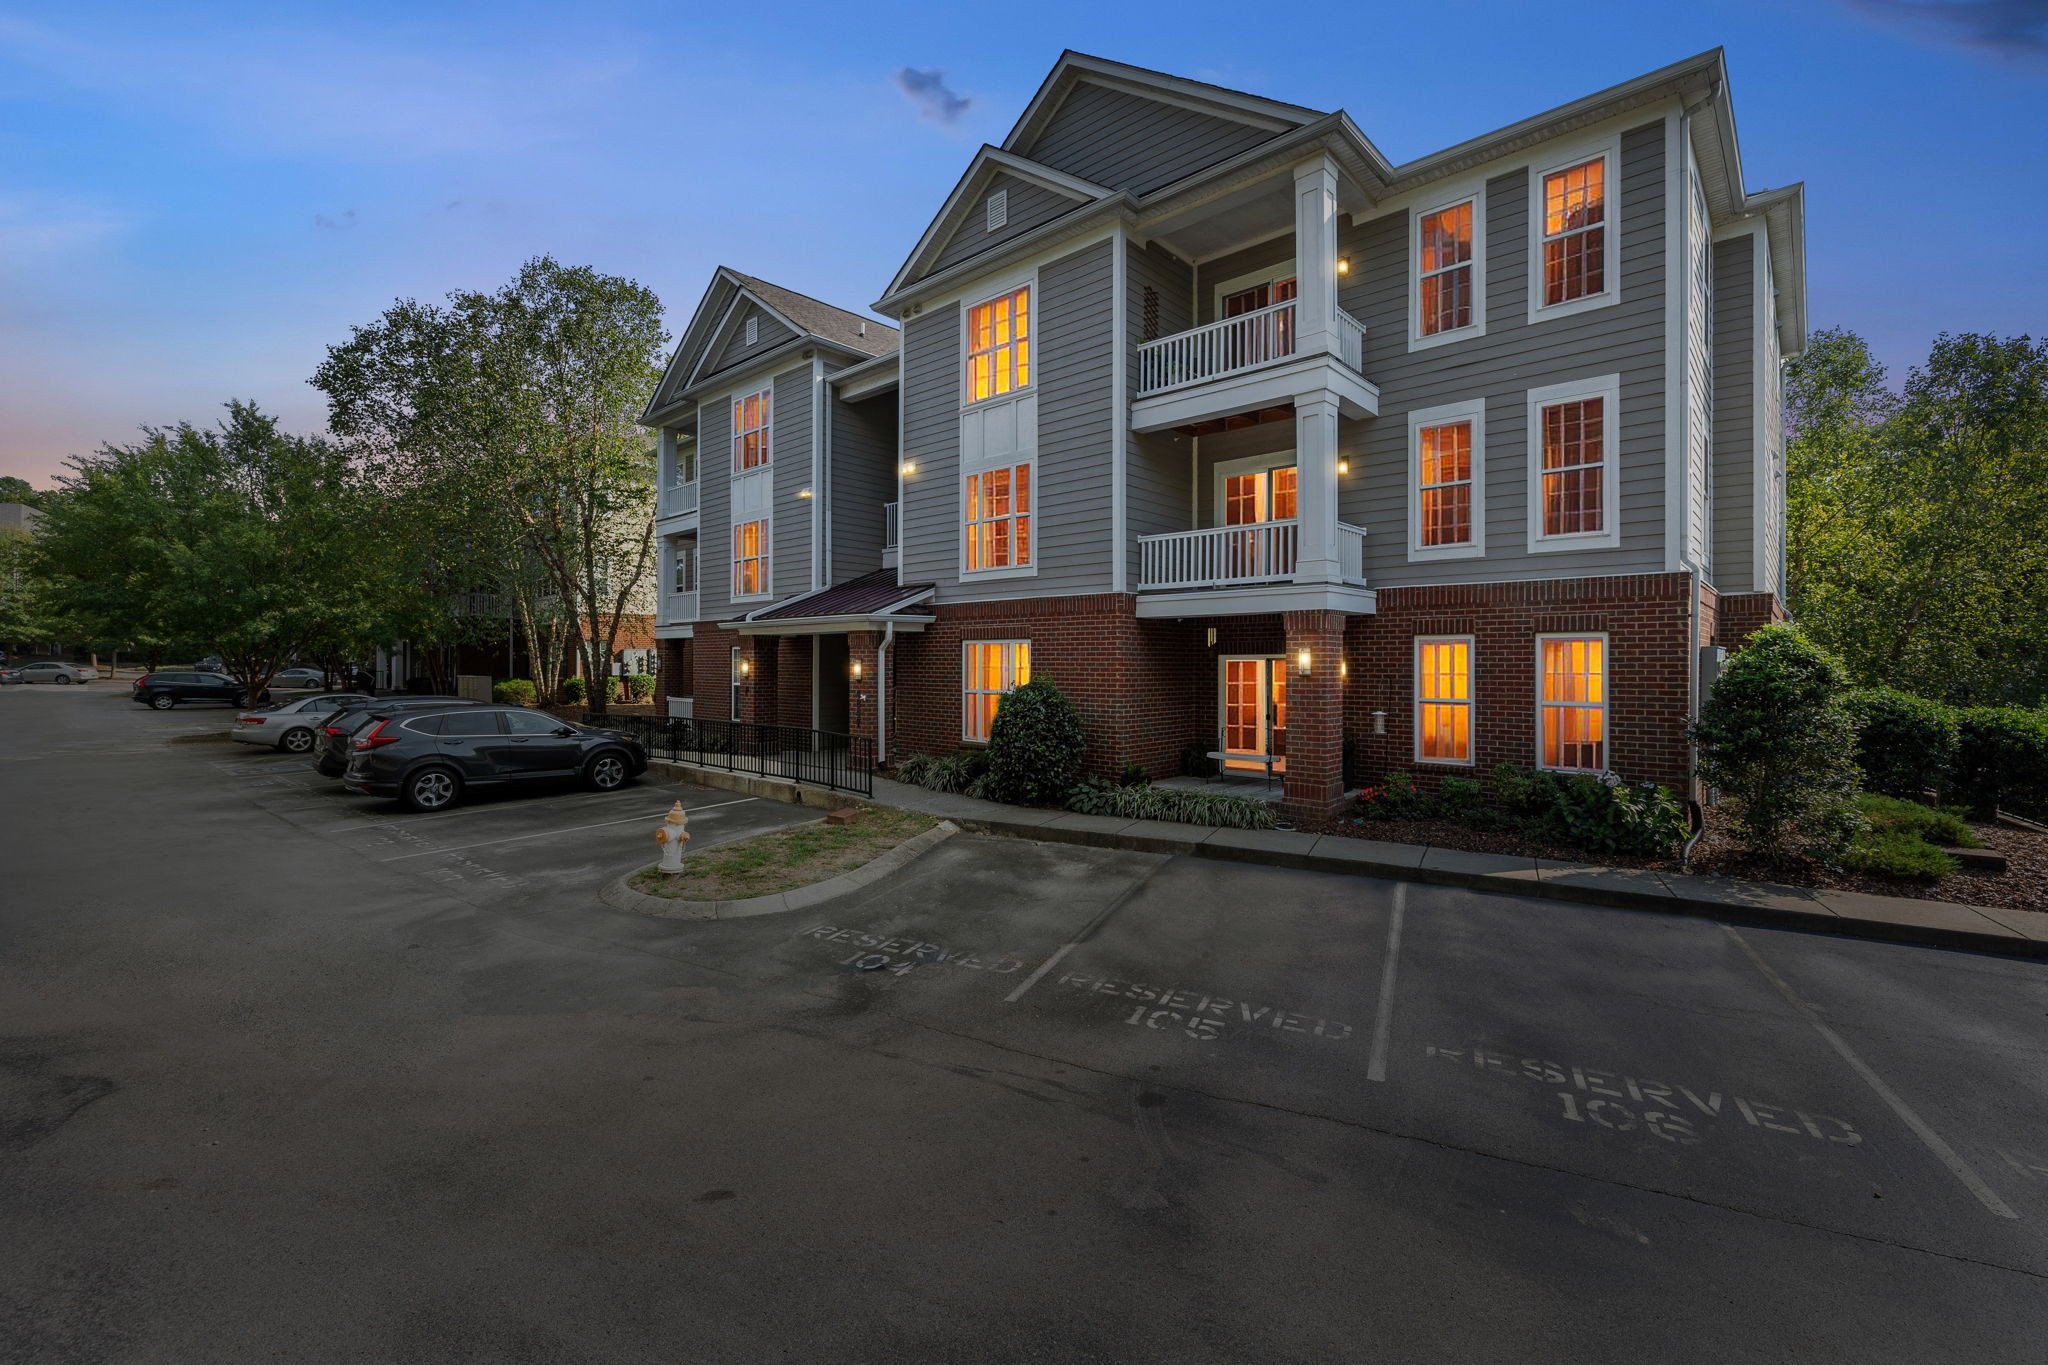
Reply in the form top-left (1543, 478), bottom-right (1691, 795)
top-left (1117, 763), bottom-right (1149, 788)
top-left (1953, 706), bottom-right (2048, 818)
top-left (626, 672), bottom-right (656, 702)
top-left (1437, 776), bottom-right (1484, 822)
top-left (1842, 688), bottom-right (1960, 798)
top-left (492, 678), bottom-right (538, 707)
top-left (1857, 793), bottom-right (1980, 849)
top-left (986, 679), bottom-right (1086, 805)
top-left (1065, 779), bottom-right (1275, 829)
top-left (1691, 624), bottom-right (1862, 862)
top-left (1485, 765), bottom-right (1688, 857)
top-left (1842, 830), bottom-right (1961, 881)
top-left (1357, 771), bottom-right (1433, 820)
top-left (561, 676), bottom-right (587, 703)
top-left (1180, 742), bottom-right (1217, 779)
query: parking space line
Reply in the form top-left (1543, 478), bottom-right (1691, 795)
top-left (1367, 883), bottom-right (1407, 1083)
top-left (1004, 858), bottom-right (1167, 1005)
top-left (309, 787), bottom-right (669, 834)
top-left (376, 797), bottom-right (757, 862)
top-left (1724, 925), bottom-right (2019, 1220)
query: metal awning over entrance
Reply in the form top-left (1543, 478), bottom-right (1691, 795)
top-left (723, 569), bottom-right (935, 636)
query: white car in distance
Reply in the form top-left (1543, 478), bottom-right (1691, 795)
top-left (233, 693), bottom-right (375, 753)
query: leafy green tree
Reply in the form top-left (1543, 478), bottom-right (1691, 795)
top-left (0, 476), bottom-right (40, 508)
top-left (0, 526), bottom-right (53, 647)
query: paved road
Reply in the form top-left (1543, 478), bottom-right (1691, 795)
top-left (4, 685), bottom-right (2046, 1361)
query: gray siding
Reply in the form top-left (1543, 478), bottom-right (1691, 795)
top-left (697, 398), bottom-right (731, 619)
top-left (1710, 233), bottom-right (1757, 593)
top-left (1194, 234), bottom-right (1294, 324)
top-left (1337, 118), bottom-right (1671, 587)
top-left (1025, 82), bottom-right (1276, 196)
top-left (829, 388), bottom-right (897, 580)
top-left (707, 302), bottom-right (798, 377)
top-left (771, 364), bottom-right (814, 598)
top-left (927, 172), bottom-right (1082, 279)
top-left (1126, 240), bottom-right (1196, 583)
top-left (899, 240), bottom-right (1119, 603)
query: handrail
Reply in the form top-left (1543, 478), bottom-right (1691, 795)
top-left (1136, 300), bottom-right (1297, 398)
top-left (1138, 520), bottom-right (1298, 590)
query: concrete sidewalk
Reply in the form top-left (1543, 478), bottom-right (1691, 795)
top-left (649, 761), bottom-right (2047, 958)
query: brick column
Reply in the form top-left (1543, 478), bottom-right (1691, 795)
top-left (847, 631), bottom-right (880, 756)
top-left (775, 637), bottom-right (813, 728)
top-left (654, 638), bottom-right (690, 716)
top-left (1281, 609), bottom-right (1348, 824)
top-left (735, 636), bottom-right (775, 724)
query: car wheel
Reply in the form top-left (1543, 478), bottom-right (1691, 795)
top-left (280, 727), bottom-right (315, 754)
top-left (584, 750), bottom-right (630, 792)
top-left (55, 675), bottom-right (73, 685)
top-left (403, 766), bottom-right (461, 812)
top-left (149, 693), bottom-right (177, 710)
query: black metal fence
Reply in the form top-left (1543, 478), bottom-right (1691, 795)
top-left (584, 713), bottom-right (873, 797)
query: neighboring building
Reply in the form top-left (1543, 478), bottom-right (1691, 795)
top-left (0, 503), bottom-right (41, 533)
top-left (643, 49), bottom-right (1803, 821)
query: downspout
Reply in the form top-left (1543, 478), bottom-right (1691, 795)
top-left (877, 619), bottom-right (896, 766)
top-left (1676, 103), bottom-right (1701, 803)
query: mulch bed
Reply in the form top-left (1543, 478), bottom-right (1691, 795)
top-left (1311, 803), bottom-right (2047, 915)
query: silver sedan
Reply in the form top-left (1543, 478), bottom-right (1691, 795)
top-left (232, 693), bottom-right (375, 753)
top-left (0, 661), bottom-right (89, 684)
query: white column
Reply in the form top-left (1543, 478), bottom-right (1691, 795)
top-left (1292, 155), bottom-right (1340, 360)
top-left (657, 428), bottom-right (676, 513)
top-left (1293, 390), bottom-right (1342, 584)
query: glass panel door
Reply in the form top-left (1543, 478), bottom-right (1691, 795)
top-left (1220, 657), bottom-right (1287, 773)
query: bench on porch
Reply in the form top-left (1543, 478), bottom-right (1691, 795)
top-left (1206, 727), bottom-right (1286, 791)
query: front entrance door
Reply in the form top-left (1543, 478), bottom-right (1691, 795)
top-left (1220, 656), bottom-right (1287, 774)
top-left (815, 634), bottom-right (850, 739)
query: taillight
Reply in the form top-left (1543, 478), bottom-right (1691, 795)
top-left (323, 726), bottom-right (345, 736)
top-left (352, 719), bottom-right (400, 750)
top-left (239, 716), bottom-right (265, 725)
top-left (135, 674), bottom-right (152, 687)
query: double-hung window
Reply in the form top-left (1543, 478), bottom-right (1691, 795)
top-left (1537, 636), bottom-right (1607, 772)
top-left (732, 520), bottom-right (768, 598)
top-left (963, 640), bottom-right (1030, 743)
top-left (1412, 189), bottom-right (1482, 346)
top-left (965, 464), bottom-right (1030, 571)
top-left (733, 387), bottom-right (772, 472)
top-left (967, 286), bottom-right (1029, 403)
top-left (1407, 399), bottom-right (1485, 559)
top-left (1526, 375), bottom-right (1620, 550)
top-left (1415, 637), bottom-right (1474, 765)
top-left (1532, 140), bottom-right (1618, 319)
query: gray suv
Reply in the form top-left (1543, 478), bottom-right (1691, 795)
top-left (341, 705), bottom-right (649, 811)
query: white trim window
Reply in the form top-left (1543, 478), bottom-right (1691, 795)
top-left (732, 387), bottom-right (772, 472)
top-left (1526, 374), bottom-right (1621, 552)
top-left (671, 542), bottom-right (697, 594)
top-left (1407, 399), bottom-right (1485, 560)
top-left (966, 285), bottom-right (1030, 403)
top-left (963, 640), bottom-right (1030, 742)
top-left (1537, 635), bottom-right (1608, 772)
top-left (1529, 137), bottom-right (1620, 321)
top-left (1415, 637), bottom-right (1475, 765)
top-left (672, 436), bottom-right (696, 487)
top-left (1411, 189), bottom-right (1483, 347)
top-left (965, 463), bottom-right (1031, 571)
top-left (732, 519), bottom-right (769, 598)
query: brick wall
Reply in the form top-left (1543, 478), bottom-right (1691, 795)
top-left (1713, 590), bottom-right (1786, 650)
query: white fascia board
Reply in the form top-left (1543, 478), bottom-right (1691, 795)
top-left (877, 209), bottom-right (1127, 316)
top-left (1134, 582), bottom-right (1378, 620)
top-left (880, 146), bottom-right (1115, 304)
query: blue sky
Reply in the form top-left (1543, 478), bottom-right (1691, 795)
top-left (2, 0), bottom-right (2044, 484)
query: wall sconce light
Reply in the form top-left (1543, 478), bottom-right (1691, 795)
top-left (1340, 658), bottom-right (1348, 680)
top-left (738, 658), bottom-right (752, 678)
top-left (797, 487), bottom-right (814, 499)
top-left (1337, 457), bottom-right (1350, 475)
top-left (1295, 648), bottom-right (1313, 678)
top-left (1337, 256), bottom-right (1351, 276)
top-left (1206, 627), bottom-right (1218, 648)
top-left (851, 659), bottom-right (863, 681)
top-left (900, 460), bottom-right (917, 477)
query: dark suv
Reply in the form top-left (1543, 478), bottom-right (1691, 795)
top-left (342, 705), bottom-right (648, 811)
top-left (133, 671), bottom-right (268, 709)
top-left (312, 696), bottom-right (483, 777)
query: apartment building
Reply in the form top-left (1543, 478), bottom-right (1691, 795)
top-left (643, 49), bottom-right (1803, 822)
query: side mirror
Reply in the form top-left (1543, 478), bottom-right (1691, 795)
top-left (556, 726), bottom-right (578, 737)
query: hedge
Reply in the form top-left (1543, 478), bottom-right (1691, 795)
top-left (491, 679), bottom-right (538, 707)
top-left (1953, 706), bottom-right (2048, 818)
top-left (1842, 687), bottom-right (1960, 798)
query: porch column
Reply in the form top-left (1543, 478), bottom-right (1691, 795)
top-left (736, 636), bottom-right (775, 724)
top-left (1280, 609), bottom-right (1348, 824)
top-left (1292, 155), bottom-right (1339, 358)
top-left (775, 637), bottom-right (813, 728)
top-left (1292, 390), bottom-right (1342, 584)
top-left (846, 630), bottom-right (880, 763)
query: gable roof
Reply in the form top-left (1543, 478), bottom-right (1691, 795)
top-left (1004, 51), bottom-right (1326, 158)
top-left (882, 146), bottom-right (1114, 301)
top-left (643, 268), bottom-right (897, 423)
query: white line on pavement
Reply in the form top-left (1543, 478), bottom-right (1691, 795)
top-left (1724, 925), bottom-right (2019, 1220)
top-left (1367, 883), bottom-right (1407, 1083)
top-left (376, 797), bottom-right (758, 862)
top-left (1004, 858), bottom-right (1167, 1005)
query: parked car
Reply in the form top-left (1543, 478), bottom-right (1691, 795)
top-left (343, 705), bottom-right (648, 812)
top-left (132, 671), bottom-right (268, 709)
top-left (1, 661), bottom-right (90, 685)
top-left (270, 667), bottom-right (331, 690)
top-left (198, 655), bottom-right (224, 672)
top-left (312, 696), bottom-right (487, 778)
top-left (232, 693), bottom-right (374, 753)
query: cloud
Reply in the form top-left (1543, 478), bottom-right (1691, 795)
top-left (893, 66), bottom-right (970, 125)
top-left (1848, 0), bottom-right (2048, 56)
top-left (313, 209), bottom-right (357, 230)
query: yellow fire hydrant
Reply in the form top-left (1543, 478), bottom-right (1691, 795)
top-left (654, 800), bottom-right (690, 875)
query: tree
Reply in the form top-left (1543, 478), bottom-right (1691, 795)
top-left (0, 526), bottom-right (53, 647)
top-left (1785, 329), bottom-right (2048, 707)
top-left (314, 256), bottom-right (666, 716)
top-left (0, 476), bottom-right (40, 508)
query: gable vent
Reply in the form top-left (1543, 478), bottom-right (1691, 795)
top-left (744, 316), bottom-right (759, 346)
top-left (986, 189), bottom-right (1008, 233)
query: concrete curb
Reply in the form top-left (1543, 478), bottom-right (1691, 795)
top-left (601, 820), bottom-right (961, 921)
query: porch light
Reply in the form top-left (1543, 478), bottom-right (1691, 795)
top-left (1340, 658), bottom-right (1348, 680)
top-left (900, 460), bottom-right (917, 477)
top-left (1337, 255), bottom-right (1351, 276)
top-left (1338, 457), bottom-right (1350, 475)
top-left (797, 487), bottom-right (814, 499)
top-left (738, 658), bottom-right (752, 678)
top-left (851, 659), bottom-right (863, 681)
top-left (1295, 648), bottom-right (1313, 678)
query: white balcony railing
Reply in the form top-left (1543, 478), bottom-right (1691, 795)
top-left (663, 480), bottom-right (699, 517)
top-left (662, 590), bottom-right (698, 626)
top-left (883, 500), bottom-right (900, 551)
top-left (1337, 523), bottom-right (1369, 585)
top-left (1135, 303), bottom-right (1369, 400)
top-left (1139, 520), bottom-right (1298, 590)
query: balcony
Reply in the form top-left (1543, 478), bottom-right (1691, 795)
top-left (1132, 302), bottom-right (1377, 433)
top-left (659, 478), bottom-right (699, 522)
top-left (661, 590), bottom-right (699, 629)
top-left (1135, 520), bottom-right (1373, 619)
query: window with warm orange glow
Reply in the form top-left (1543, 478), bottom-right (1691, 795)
top-left (1542, 156), bottom-right (1607, 305)
top-left (963, 640), bottom-right (1030, 742)
top-left (1418, 200), bottom-right (1474, 335)
top-left (964, 464), bottom-right (1031, 571)
top-left (1540, 396), bottom-right (1605, 536)
top-left (1538, 636), bottom-right (1606, 771)
top-left (1418, 421), bottom-right (1474, 546)
top-left (967, 287), bottom-right (1030, 402)
top-left (1416, 638), bottom-right (1474, 764)
top-left (732, 388), bottom-right (772, 471)
top-left (731, 519), bottom-right (768, 597)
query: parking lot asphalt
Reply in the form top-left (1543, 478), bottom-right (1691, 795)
top-left (4, 684), bottom-right (2047, 1362)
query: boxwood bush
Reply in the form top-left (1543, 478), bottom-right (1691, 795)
top-left (1953, 706), bottom-right (2048, 818)
top-left (625, 672), bottom-right (656, 702)
top-left (491, 678), bottom-right (538, 707)
top-left (986, 679), bottom-right (1086, 805)
top-left (561, 676), bottom-right (587, 703)
top-left (1842, 687), bottom-right (1960, 798)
